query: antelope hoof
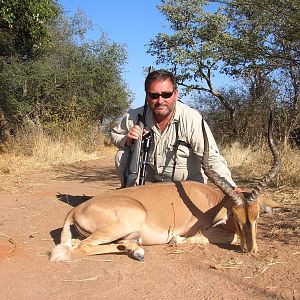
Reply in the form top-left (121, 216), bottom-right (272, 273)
top-left (133, 248), bottom-right (145, 261)
top-left (71, 238), bottom-right (81, 248)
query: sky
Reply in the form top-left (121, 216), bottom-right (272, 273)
top-left (57, 0), bottom-right (168, 108)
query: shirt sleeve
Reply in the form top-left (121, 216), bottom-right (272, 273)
top-left (111, 114), bottom-right (130, 149)
top-left (111, 107), bottom-right (142, 149)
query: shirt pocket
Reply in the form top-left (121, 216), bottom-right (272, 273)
top-left (175, 143), bottom-right (192, 167)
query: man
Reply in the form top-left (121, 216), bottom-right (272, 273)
top-left (111, 69), bottom-right (237, 188)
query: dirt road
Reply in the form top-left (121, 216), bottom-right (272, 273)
top-left (0, 157), bottom-right (299, 300)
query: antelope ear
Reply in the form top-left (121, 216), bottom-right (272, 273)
top-left (212, 207), bottom-right (229, 227)
top-left (259, 196), bottom-right (281, 213)
top-left (259, 196), bottom-right (281, 208)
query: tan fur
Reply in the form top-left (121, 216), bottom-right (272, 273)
top-left (50, 181), bottom-right (280, 262)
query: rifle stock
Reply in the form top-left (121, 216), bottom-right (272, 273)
top-left (124, 117), bottom-right (145, 187)
top-left (124, 66), bottom-right (153, 187)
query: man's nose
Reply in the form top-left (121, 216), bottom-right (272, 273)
top-left (157, 96), bottom-right (165, 104)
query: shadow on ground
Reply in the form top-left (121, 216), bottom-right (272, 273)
top-left (56, 193), bottom-right (93, 207)
top-left (50, 225), bottom-right (81, 245)
top-left (53, 159), bottom-right (119, 185)
top-left (50, 228), bottom-right (63, 245)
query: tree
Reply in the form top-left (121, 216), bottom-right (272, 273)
top-left (189, 86), bottom-right (245, 143)
top-left (219, 0), bottom-right (300, 144)
top-left (0, 0), bottom-right (61, 58)
top-left (0, 0), bottom-right (61, 127)
top-left (0, 4), bottom-right (131, 135)
top-left (148, 0), bottom-right (238, 136)
top-left (148, 0), bottom-right (300, 143)
top-left (19, 13), bottom-right (131, 131)
top-left (219, 0), bottom-right (300, 74)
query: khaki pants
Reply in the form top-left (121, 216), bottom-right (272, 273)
top-left (115, 149), bottom-right (130, 187)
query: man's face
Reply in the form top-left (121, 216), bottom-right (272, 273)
top-left (146, 79), bottom-right (178, 120)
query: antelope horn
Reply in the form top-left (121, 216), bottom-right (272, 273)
top-left (247, 111), bottom-right (281, 203)
top-left (201, 118), bottom-right (242, 205)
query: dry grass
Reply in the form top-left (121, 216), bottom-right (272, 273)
top-left (278, 146), bottom-right (300, 187)
top-left (1, 131), bottom-right (299, 190)
top-left (0, 130), bottom-right (115, 176)
top-left (222, 142), bottom-right (300, 188)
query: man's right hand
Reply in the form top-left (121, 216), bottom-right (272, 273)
top-left (126, 125), bottom-right (143, 146)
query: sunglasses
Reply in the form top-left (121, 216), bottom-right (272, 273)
top-left (147, 91), bottom-right (174, 99)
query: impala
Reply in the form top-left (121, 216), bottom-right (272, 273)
top-left (50, 114), bottom-right (281, 262)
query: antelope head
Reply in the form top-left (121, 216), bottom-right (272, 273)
top-left (201, 113), bottom-right (281, 253)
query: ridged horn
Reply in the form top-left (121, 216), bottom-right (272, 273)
top-left (247, 111), bottom-right (281, 203)
top-left (201, 118), bottom-right (243, 205)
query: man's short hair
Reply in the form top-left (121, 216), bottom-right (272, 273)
top-left (145, 69), bottom-right (177, 91)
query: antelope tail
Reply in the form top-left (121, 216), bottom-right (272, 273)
top-left (49, 209), bottom-right (74, 262)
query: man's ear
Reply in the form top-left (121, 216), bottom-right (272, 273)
top-left (174, 89), bottom-right (179, 100)
top-left (212, 207), bottom-right (229, 227)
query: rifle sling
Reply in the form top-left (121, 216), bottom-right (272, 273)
top-left (171, 120), bottom-right (191, 181)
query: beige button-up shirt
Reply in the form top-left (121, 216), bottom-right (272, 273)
top-left (111, 101), bottom-right (236, 187)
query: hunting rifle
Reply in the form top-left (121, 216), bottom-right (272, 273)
top-left (124, 67), bottom-right (153, 187)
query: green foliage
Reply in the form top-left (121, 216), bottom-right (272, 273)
top-left (149, 0), bottom-right (228, 87)
top-left (149, 0), bottom-right (300, 144)
top-left (218, 0), bottom-right (300, 142)
top-left (220, 0), bottom-right (300, 73)
top-left (152, 0), bottom-right (300, 81)
top-left (0, 0), bottom-right (61, 58)
top-left (0, 3), bottom-right (131, 138)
